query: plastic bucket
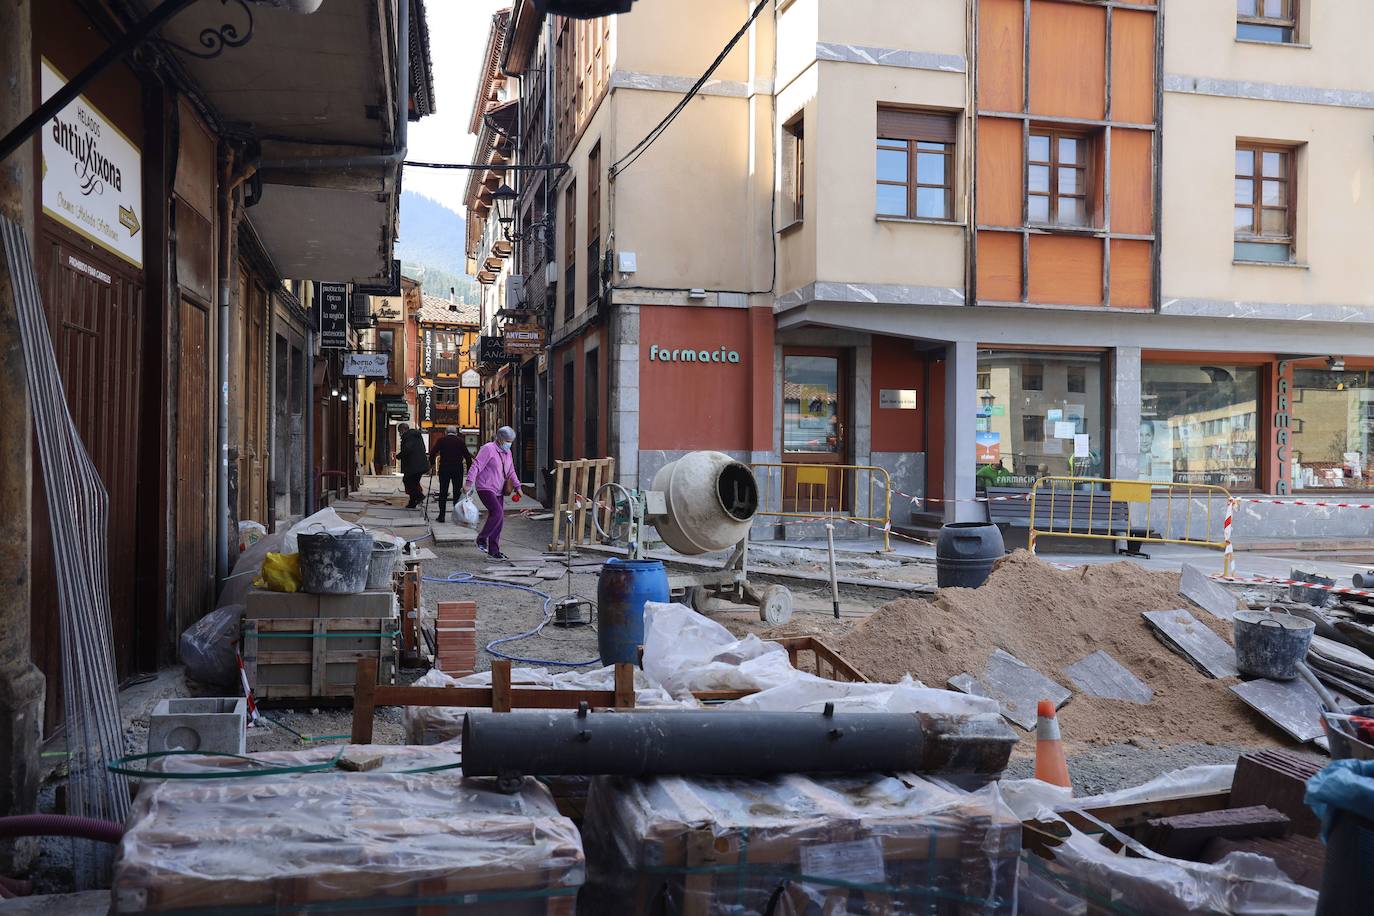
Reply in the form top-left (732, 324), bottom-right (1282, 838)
top-left (596, 558), bottom-right (669, 665)
top-left (367, 538), bottom-right (402, 590)
top-left (936, 522), bottom-right (1005, 589)
top-left (1233, 609), bottom-right (1315, 680)
top-left (297, 528), bottom-right (372, 594)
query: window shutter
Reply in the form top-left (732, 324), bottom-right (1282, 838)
top-left (877, 107), bottom-right (957, 143)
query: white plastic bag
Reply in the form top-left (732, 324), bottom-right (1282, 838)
top-left (456, 493), bottom-right (481, 528)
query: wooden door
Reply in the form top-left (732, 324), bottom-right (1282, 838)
top-left (175, 297), bottom-right (211, 634)
top-left (781, 348), bottom-right (850, 512)
top-left (32, 229), bottom-right (145, 728)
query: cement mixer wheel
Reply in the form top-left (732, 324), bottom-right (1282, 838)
top-left (684, 585), bottom-right (716, 615)
top-left (758, 585), bottom-right (793, 626)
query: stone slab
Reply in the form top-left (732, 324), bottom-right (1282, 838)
top-left (1181, 564), bottom-right (1240, 621)
top-left (1064, 650), bottom-right (1154, 704)
top-left (1230, 677), bottom-right (1328, 743)
top-left (1143, 609), bottom-right (1239, 679)
top-left (949, 649), bottom-right (1071, 730)
top-left (245, 589), bottom-right (394, 620)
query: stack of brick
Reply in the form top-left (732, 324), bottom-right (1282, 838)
top-left (436, 600), bottom-right (478, 675)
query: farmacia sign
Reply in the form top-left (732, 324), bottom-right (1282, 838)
top-left (648, 345), bottom-right (741, 364)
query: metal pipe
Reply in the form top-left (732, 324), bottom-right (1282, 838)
top-left (461, 708), bottom-right (1016, 780)
top-left (215, 146), bottom-right (235, 585)
top-left (825, 522), bottom-right (840, 619)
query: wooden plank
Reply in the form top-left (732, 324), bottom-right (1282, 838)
top-left (1029, 234), bottom-right (1104, 306)
top-left (1109, 238), bottom-right (1153, 309)
top-left (1110, 129), bottom-right (1154, 235)
top-left (949, 649), bottom-right (1071, 730)
top-left (1111, 8), bottom-right (1156, 124)
top-left (549, 461), bottom-right (566, 549)
top-left (371, 684), bottom-right (619, 710)
top-left (977, 0), bottom-right (1024, 112)
top-left (1029, 0), bottom-right (1106, 119)
top-left (1142, 609), bottom-right (1239, 679)
top-left (975, 121), bottom-right (1024, 226)
top-left (574, 461), bottom-right (591, 545)
top-left (351, 656), bottom-right (379, 744)
top-left (492, 659), bottom-right (512, 712)
top-left (1064, 650), bottom-right (1153, 704)
top-left (614, 662), bottom-right (636, 708)
top-left (311, 618), bottom-right (327, 697)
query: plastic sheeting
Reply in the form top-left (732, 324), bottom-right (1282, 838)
top-left (177, 603), bottom-right (244, 687)
top-left (642, 602), bottom-right (798, 697)
top-left (580, 771), bottom-right (1020, 914)
top-left (999, 765), bottom-right (1238, 822)
top-left (403, 664), bottom-right (687, 745)
top-left (114, 746), bottom-right (584, 913)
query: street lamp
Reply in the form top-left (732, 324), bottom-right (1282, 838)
top-left (492, 183), bottom-right (518, 236)
top-left (980, 391), bottom-right (996, 410)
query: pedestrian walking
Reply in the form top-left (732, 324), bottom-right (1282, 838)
top-left (397, 423), bottom-right (429, 509)
top-left (464, 426), bottom-right (521, 559)
top-left (429, 426), bottom-right (474, 523)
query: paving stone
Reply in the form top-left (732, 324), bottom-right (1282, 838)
top-left (1230, 677), bottom-right (1328, 743)
top-left (1064, 650), bottom-right (1153, 704)
top-left (1143, 609), bottom-right (1238, 679)
top-left (949, 649), bottom-right (1071, 730)
top-left (1181, 564), bottom-right (1241, 621)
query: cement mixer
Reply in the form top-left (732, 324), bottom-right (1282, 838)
top-left (593, 451), bottom-right (793, 625)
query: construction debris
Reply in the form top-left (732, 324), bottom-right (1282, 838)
top-left (1181, 563), bottom-right (1243, 621)
top-left (949, 649), bottom-right (1071, 730)
top-left (1142, 609), bottom-right (1240, 680)
top-left (1064, 650), bottom-right (1154, 704)
top-left (1141, 805), bottom-right (1290, 860)
top-left (1231, 749), bottom-right (1325, 837)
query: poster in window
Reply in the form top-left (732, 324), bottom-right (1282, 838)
top-left (976, 431), bottom-right (1001, 464)
top-left (1139, 419), bottom-right (1171, 482)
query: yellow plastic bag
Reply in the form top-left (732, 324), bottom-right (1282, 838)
top-left (253, 552), bottom-right (302, 593)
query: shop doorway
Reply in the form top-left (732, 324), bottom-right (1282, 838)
top-left (781, 348), bottom-right (851, 512)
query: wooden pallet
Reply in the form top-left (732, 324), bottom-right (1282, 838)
top-left (549, 457), bottom-right (615, 550)
top-left (244, 616), bottom-right (397, 702)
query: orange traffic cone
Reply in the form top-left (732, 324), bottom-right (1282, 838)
top-left (1034, 699), bottom-right (1072, 789)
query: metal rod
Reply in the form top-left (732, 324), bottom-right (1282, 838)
top-left (825, 522), bottom-right (840, 619)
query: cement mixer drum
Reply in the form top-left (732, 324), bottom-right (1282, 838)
top-left (649, 451), bottom-right (759, 555)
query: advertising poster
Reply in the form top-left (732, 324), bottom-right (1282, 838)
top-left (1139, 419), bottom-right (1172, 481)
top-left (976, 431), bottom-right (1002, 464)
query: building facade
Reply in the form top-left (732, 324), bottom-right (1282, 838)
top-left (415, 294), bottom-right (482, 449)
top-left (494, 0), bottom-right (1374, 541)
top-left (0, 0), bottom-right (432, 848)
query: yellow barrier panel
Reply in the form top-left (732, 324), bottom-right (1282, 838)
top-left (750, 462), bottom-right (893, 551)
top-left (1028, 476), bottom-right (1235, 575)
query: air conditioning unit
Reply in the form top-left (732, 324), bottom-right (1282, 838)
top-left (506, 275), bottom-right (525, 311)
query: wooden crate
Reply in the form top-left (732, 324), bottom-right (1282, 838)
top-left (243, 616), bottom-right (398, 701)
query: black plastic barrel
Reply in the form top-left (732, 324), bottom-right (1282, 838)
top-left (936, 522), bottom-right (1005, 589)
top-left (596, 558), bottom-right (669, 665)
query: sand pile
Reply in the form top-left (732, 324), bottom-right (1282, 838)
top-left (834, 550), bottom-right (1279, 749)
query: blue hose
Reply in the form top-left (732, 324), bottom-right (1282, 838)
top-left (421, 571), bottom-right (601, 667)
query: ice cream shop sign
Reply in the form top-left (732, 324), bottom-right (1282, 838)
top-left (648, 345), bottom-right (741, 365)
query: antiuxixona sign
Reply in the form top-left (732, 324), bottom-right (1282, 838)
top-left (41, 58), bottom-right (144, 268)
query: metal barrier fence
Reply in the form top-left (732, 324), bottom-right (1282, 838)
top-left (1027, 476), bottom-right (1235, 575)
top-left (750, 462), bottom-right (892, 551)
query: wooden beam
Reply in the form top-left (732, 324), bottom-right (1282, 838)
top-left (351, 656), bottom-right (379, 744)
top-left (614, 662), bottom-right (636, 708)
top-left (492, 658), bottom-right (512, 712)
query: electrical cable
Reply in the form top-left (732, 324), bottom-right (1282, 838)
top-left (421, 572), bottom-right (601, 667)
top-left (609, 0), bottom-right (770, 179)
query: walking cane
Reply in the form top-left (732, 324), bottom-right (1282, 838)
top-left (423, 468), bottom-right (435, 522)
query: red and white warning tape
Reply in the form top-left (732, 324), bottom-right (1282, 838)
top-left (1210, 574), bottom-right (1374, 599)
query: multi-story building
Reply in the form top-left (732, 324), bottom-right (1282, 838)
top-left (495, 0), bottom-right (1374, 540)
top-left (415, 294), bottom-right (482, 449)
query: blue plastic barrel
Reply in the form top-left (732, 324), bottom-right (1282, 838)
top-left (596, 558), bottom-right (670, 665)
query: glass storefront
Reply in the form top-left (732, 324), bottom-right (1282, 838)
top-left (1140, 363), bottom-right (1260, 489)
top-left (1290, 368), bottom-right (1374, 490)
top-left (783, 355), bottom-right (842, 455)
top-left (975, 351), bottom-right (1106, 484)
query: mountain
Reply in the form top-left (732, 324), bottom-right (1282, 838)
top-left (397, 190), bottom-right (480, 304)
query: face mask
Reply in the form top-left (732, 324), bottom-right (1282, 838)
top-left (499, 441), bottom-right (512, 452)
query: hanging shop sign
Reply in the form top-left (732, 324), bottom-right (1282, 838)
top-left (503, 324), bottom-right (546, 354)
top-left (40, 59), bottom-right (143, 268)
top-left (479, 335), bottom-right (520, 364)
top-left (382, 399), bottom-right (410, 420)
top-left (461, 368), bottom-right (481, 388)
top-left (422, 327), bottom-right (437, 375)
top-left (317, 282), bottom-right (349, 349)
top-left (354, 258), bottom-right (401, 296)
top-left (648, 344), bottom-right (741, 364)
top-left (418, 386), bottom-right (434, 426)
top-left (342, 352), bottom-right (390, 377)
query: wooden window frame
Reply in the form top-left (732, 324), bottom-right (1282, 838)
top-left (1027, 128), bottom-right (1094, 229)
top-left (1237, 0), bottom-right (1297, 42)
top-left (1234, 142), bottom-right (1294, 258)
top-left (783, 115), bottom-right (804, 224)
top-left (875, 107), bottom-right (956, 222)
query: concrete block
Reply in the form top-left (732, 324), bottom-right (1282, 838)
top-left (148, 698), bottom-right (247, 755)
top-left (245, 589), bottom-right (318, 619)
top-left (318, 591), bottom-right (393, 619)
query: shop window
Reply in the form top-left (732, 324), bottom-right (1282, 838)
top-left (377, 329), bottom-right (395, 383)
top-left (876, 107), bottom-right (956, 221)
top-left (1028, 130), bottom-right (1094, 228)
top-left (1290, 367), bottom-right (1374, 490)
top-left (1234, 144), bottom-right (1294, 262)
top-left (1237, 0), bottom-right (1297, 43)
top-left (1140, 364), bottom-right (1260, 488)
top-left (976, 351), bottom-right (1107, 484)
top-left (783, 115), bottom-right (804, 224)
top-left (783, 355), bottom-right (842, 455)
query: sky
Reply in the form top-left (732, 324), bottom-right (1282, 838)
top-left (404, 0), bottom-right (512, 213)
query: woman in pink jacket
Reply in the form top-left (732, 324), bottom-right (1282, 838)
top-left (464, 426), bottom-right (522, 560)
